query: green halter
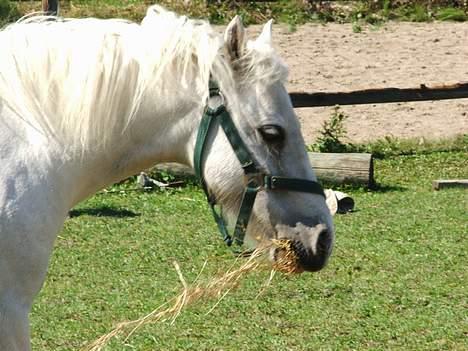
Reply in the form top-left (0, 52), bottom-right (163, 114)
top-left (194, 80), bottom-right (325, 247)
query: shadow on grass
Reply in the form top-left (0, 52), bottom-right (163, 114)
top-left (369, 183), bottom-right (407, 193)
top-left (69, 206), bottom-right (139, 218)
top-left (321, 182), bottom-right (407, 193)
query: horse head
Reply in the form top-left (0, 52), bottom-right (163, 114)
top-left (196, 17), bottom-right (334, 272)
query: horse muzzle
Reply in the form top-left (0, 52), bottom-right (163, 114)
top-left (273, 222), bottom-right (334, 272)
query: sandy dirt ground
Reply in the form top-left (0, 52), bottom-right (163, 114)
top-left (251, 21), bottom-right (468, 144)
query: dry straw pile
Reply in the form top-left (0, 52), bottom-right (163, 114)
top-left (85, 240), bottom-right (300, 351)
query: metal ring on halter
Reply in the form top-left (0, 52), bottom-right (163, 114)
top-left (207, 91), bottom-right (225, 111)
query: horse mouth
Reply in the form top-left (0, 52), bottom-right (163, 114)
top-left (272, 240), bottom-right (330, 273)
top-left (271, 224), bottom-right (333, 273)
top-left (271, 241), bottom-right (305, 274)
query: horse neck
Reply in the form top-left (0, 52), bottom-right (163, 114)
top-left (62, 89), bottom-right (204, 207)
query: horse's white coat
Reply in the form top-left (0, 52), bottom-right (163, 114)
top-left (0, 6), bottom-right (333, 349)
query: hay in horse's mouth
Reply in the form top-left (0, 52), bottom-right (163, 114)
top-left (271, 239), bottom-right (304, 274)
top-left (84, 239), bottom-right (300, 351)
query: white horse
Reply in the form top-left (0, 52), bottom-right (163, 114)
top-left (0, 6), bottom-right (334, 350)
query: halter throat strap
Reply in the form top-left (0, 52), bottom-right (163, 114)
top-left (194, 80), bottom-right (325, 247)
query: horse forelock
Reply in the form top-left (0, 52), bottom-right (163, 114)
top-left (242, 39), bottom-right (289, 87)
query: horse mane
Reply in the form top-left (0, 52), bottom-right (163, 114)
top-left (0, 5), bottom-right (287, 151)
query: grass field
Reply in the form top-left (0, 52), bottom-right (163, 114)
top-left (30, 149), bottom-right (467, 350)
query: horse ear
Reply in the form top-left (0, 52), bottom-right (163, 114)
top-left (224, 15), bottom-right (245, 62)
top-left (257, 19), bottom-right (273, 45)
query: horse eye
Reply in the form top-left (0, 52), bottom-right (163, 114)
top-left (258, 124), bottom-right (285, 144)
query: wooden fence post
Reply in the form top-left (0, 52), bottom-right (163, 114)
top-left (42, 0), bottom-right (59, 15)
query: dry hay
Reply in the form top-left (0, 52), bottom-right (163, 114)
top-left (84, 240), bottom-right (300, 351)
top-left (271, 239), bottom-right (304, 274)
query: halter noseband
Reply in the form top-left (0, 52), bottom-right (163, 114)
top-left (193, 80), bottom-right (325, 247)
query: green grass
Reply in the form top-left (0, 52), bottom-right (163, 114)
top-left (0, 0), bottom-right (20, 26)
top-left (352, 134), bottom-right (468, 159)
top-left (31, 149), bottom-right (467, 350)
top-left (436, 7), bottom-right (468, 21)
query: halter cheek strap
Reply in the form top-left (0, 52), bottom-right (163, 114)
top-left (194, 80), bottom-right (325, 247)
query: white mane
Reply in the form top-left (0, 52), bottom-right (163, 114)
top-left (0, 5), bottom-right (287, 150)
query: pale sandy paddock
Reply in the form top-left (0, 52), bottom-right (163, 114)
top-left (250, 21), bottom-right (468, 143)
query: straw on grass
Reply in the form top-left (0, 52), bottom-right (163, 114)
top-left (85, 240), bottom-right (299, 351)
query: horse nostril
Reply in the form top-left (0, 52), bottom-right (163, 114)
top-left (316, 228), bottom-right (332, 253)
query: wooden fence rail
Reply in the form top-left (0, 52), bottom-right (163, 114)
top-left (290, 82), bottom-right (468, 108)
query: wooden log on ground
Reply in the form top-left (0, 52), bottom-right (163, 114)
top-left (432, 179), bottom-right (468, 190)
top-left (154, 152), bottom-right (374, 187)
top-left (308, 152), bottom-right (374, 187)
top-left (290, 82), bottom-right (468, 108)
top-left (153, 163), bottom-right (195, 179)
